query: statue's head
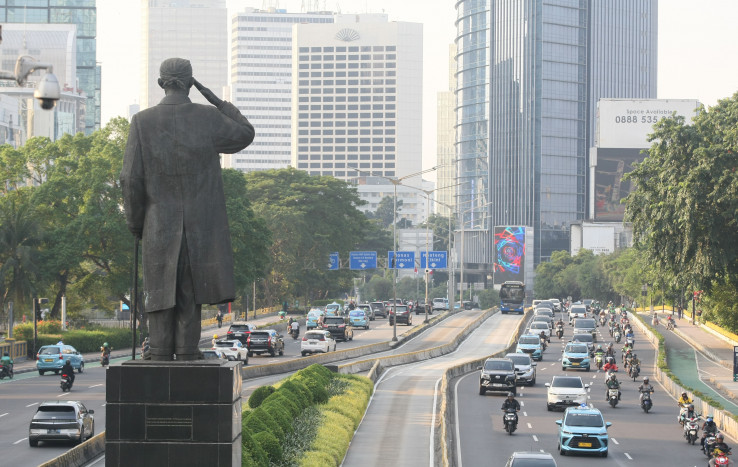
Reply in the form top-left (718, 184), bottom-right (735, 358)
top-left (158, 58), bottom-right (193, 91)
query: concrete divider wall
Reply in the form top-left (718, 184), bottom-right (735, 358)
top-left (629, 312), bottom-right (738, 443)
top-left (436, 309), bottom-right (531, 467)
top-left (38, 432), bottom-right (105, 467)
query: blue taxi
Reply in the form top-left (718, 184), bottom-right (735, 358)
top-left (306, 309), bottom-right (325, 330)
top-left (36, 344), bottom-right (85, 375)
top-left (324, 302), bottom-right (343, 316)
top-left (562, 342), bottom-right (591, 371)
top-left (516, 334), bottom-right (543, 361)
top-left (555, 405), bottom-right (611, 457)
top-left (348, 309), bottom-right (369, 329)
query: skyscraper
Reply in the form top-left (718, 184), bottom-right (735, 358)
top-left (455, 0), bottom-right (657, 268)
top-left (141, 0), bottom-right (227, 109)
top-left (0, 0), bottom-right (100, 134)
top-left (225, 7), bottom-right (334, 173)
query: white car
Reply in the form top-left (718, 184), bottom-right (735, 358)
top-left (212, 339), bottom-right (249, 362)
top-left (528, 321), bottom-right (551, 340)
top-left (548, 298), bottom-right (562, 312)
top-left (545, 375), bottom-right (589, 411)
top-left (568, 304), bottom-right (587, 322)
top-left (301, 330), bottom-right (336, 356)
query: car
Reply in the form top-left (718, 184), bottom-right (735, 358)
top-left (582, 299), bottom-right (594, 313)
top-left (432, 297), bottom-right (449, 311)
top-left (226, 322), bottom-right (257, 345)
top-left (29, 401), bottom-right (94, 446)
top-left (555, 405), bottom-right (611, 457)
top-left (528, 321), bottom-right (551, 340)
top-left (246, 330), bottom-right (284, 357)
top-left (324, 302), bottom-right (343, 316)
top-left (532, 315), bottom-right (554, 329)
top-left (572, 317), bottom-right (598, 341)
top-left (568, 304), bottom-right (587, 321)
top-left (301, 330), bottom-right (337, 355)
top-left (505, 353), bottom-right (537, 386)
top-left (534, 308), bottom-right (555, 319)
top-left (357, 303), bottom-right (375, 321)
top-left (414, 301), bottom-right (431, 314)
top-left (478, 357), bottom-right (517, 394)
top-left (388, 305), bottom-right (413, 326)
top-left (321, 315), bottom-right (354, 341)
top-left (200, 349), bottom-right (226, 360)
top-left (212, 339), bottom-right (249, 362)
top-left (535, 300), bottom-right (554, 311)
top-left (545, 375), bottom-right (589, 411)
top-left (306, 308), bottom-right (326, 330)
top-left (463, 300), bottom-right (480, 310)
top-left (348, 309), bottom-right (370, 329)
top-left (570, 333), bottom-right (595, 355)
top-left (36, 344), bottom-right (85, 376)
top-left (531, 299), bottom-right (544, 308)
top-left (561, 342), bottom-right (590, 371)
top-left (516, 334), bottom-right (544, 361)
top-left (370, 301), bottom-right (387, 318)
top-left (548, 299), bottom-right (562, 312)
top-left (505, 451), bottom-right (557, 466)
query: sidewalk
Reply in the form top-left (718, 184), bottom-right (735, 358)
top-left (646, 310), bottom-right (738, 413)
top-left (10, 310), bottom-right (295, 375)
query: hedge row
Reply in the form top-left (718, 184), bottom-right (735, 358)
top-left (13, 322), bottom-right (133, 353)
top-left (242, 364), bottom-right (337, 466)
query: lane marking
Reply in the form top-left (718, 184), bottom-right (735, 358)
top-left (532, 435), bottom-right (539, 442)
top-left (13, 437), bottom-right (27, 445)
top-left (527, 423), bottom-right (532, 429)
top-left (625, 453), bottom-right (633, 460)
top-left (88, 383), bottom-right (103, 388)
top-left (523, 411), bottom-right (528, 417)
top-left (612, 438), bottom-right (619, 445)
top-left (57, 393), bottom-right (68, 397)
top-left (25, 402), bottom-right (38, 407)
top-left (430, 376), bottom-right (441, 467)
top-left (520, 401), bottom-right (525, 407)
top-left (0, 413), bottom-right (8, 418)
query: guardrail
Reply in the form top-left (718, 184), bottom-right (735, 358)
top-left (0, 338), bottom-right (27, 361)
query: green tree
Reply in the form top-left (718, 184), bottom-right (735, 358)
top-left (373, 196), bottom-right (400, 229)
top-left (367, 275), bottom-right (392, 301)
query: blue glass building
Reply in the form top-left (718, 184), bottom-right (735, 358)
top-left (454, 0), bottom-right (657, 268)
top-left (0, 0), bottom-right (100, 135)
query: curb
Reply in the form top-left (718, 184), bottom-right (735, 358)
top-left (38, 432), bottom-right (105, 467)
top-left (672, 327), bottom-right (732, 370)
top-left (12, 351), bottom-right (131, 376)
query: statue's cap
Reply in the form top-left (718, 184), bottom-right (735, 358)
top-left (159, 58), bottom-right (192, 89)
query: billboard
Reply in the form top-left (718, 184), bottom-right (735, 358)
top-left (592, 147), bottom-right (642, 221)
top-left (596, 99), bottom-right (700, 149)
top-left (493, 226), bottom-right (526, 285)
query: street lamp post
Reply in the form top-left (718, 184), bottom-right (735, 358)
top-left (351, 166), bottom-right (440, 340)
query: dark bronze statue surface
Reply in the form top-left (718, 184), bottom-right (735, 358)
top-left (120, 58), bottom-right (254, 360)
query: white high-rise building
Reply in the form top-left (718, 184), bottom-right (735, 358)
top-left (225, 7), bottom-right (334, 173)
top-left (140, 0), bottom-right (228, 110)
top-left (291, 14), bottom-right (423, 182)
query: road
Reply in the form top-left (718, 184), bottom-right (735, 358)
top-left (342, 311), bottom-right (526, 466)
top-left (453, 311), bottom-right (723, 466)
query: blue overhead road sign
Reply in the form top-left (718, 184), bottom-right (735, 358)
top-left (350, 251), bottom-right (377, 270)
top-left (388, 251), bottom-right (415, 269)
top-left (420, 251), bottom-right (448, 269)
top-left (328, 252), bottom-right (339, 270)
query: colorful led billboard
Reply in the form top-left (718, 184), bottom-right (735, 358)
top-left (493, 226), bottom-right (526, 285)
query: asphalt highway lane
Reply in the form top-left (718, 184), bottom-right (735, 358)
top-left (342, 311), bottom-right (526, 467)
top-left (453, 311), bottom-right (728, 466)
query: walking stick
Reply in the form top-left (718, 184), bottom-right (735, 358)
top-left (131, 237), bottom-right (139, 360)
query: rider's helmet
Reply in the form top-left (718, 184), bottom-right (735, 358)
top-left (688, 403), bottom-right (695, 411)
top-left (682, 391), bottom-right (688, 398)
top-left (507, 392), bottom-right (515, 398)
top-left (717, 433), bottom-right (724, 441)
top-left (643, 377), bottom-right (649, 384)
top-left (103, 342), bottom-right (109, 347)
top-left (597, 345), bottom-right (602, 350)
top-left (607, 356), bottom-right (615, 364)
top-left (213, 334), bottom-right (218, 339)
top-left (707, 416), bottom-right (714, 423)
top-left (3, 352), bottom-right (8, 356)
top-left (632, 353), bottom-right (637, 359)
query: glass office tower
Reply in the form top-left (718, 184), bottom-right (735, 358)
top-left (0, 0), bottom-right (101, 134)
top-left (455, 0), bottom-right (657, 265)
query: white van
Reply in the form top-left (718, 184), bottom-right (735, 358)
top-left (432, 298), bottom-right (449, 311)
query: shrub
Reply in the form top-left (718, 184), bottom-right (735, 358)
top-left (252, 430), bottom-right (282, 463)
top-left (241, 428), bottom-right (268, 467)
top-left (248, 385), bottom-right (275, 409)
top-left (280, 380), bottom-right (311, 410)
top-left (262, 392), bottom-right (300, 417)
top-left (297, 376), bottom-right (329, 405)
top-left (300, 450), bottom-right (336, 467)
top-left (309, 410), bottom-right (353, 464)
top-left (243, 410), bottom-right (270, 437)
top-left (260, 402), bottom-right (293, 436)
top-left (249, 407), bottom-right (284, 441)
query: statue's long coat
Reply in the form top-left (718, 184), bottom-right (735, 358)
top-left (121, 94), bottom-right (254, 312)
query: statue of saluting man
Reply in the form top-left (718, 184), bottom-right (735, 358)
top-left (121, 58), bottom-right (255, 361)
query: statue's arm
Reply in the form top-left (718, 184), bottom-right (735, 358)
top-left (120, 117), bottom-right (145, 238)
top-left (212, 101), bottom-right (255, 154)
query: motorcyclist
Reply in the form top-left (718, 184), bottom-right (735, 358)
top-left (603, 356), bottom-right (618, 373)
top-left (212, 334), bottom-right (219, 348)
top-left (708, 433), bottom-right (732, 465)
top-left (62, 359), bottom-right (75, 386)
top-left (629, 353), bottom-right (641, 376)
top-left (605, 372), bottom-right (621, 401)
top-left (605, 343), bottom-right (616, 358)
top-left (625, 328), bottom-right (635, 345)
top-left (0, 352), bottom-right (13, 374)
top-left (701, 416), bottom-right (718, 451)
top-left (594, 345), bottom-right (605, 367)
top-left (290, 320), bottom-right (300, 337)
top-left (539, 331), bottom-right (548, 350)
top-left (501, 392), bottom-right (521, 426)
top-left (638, 377), bottom-right (654, 405)
top-left (101, 342), bottom-right (112, 357)
top-left (678, 391), bottom-right (693, 423)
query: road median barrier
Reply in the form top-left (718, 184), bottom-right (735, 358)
top-left (38, 432), bottom-right (105, 467)
top-left (436, 309), bottom-right (531, 467)
top-left (630, 311), bottom-right (738, 442)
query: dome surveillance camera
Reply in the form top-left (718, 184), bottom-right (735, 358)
top-left (34, 71), bottom-right (60, 110)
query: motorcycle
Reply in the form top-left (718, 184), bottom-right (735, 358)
top-left (608, 387), bottom-right (620, 407)
top-left (629, 363), bottom-right (640, 381)
top-left (503, 408), bottom-right (518, 435)
top-left (626, 336), bottom-right (634, 349)
top-left (290, 326), bottom-right (300, 340)
top-left (614, 330), bottom-right (622, 343)
top-left (0, 363), bottom-right (13, 379)
top-left (713, 451), bottom-right (731, 466)
top-left (704, 433), bottom-right (719, 458)
top-left (100, 353), bottom-right (110, 366)
top-left (641, 391), bottom-right (653, 413)
top-left (666, 318), bottom-right (675, 331)
top-left (600, 315), bottom-right (607, 326)
top-left (60, 373), bottom-right (73, 392)
top-left (595, 353), bottom-right (604, 370)
top-left (555, 325), bottom-right (564, 339)
top-left (540, 336), bottom-right (548, 351)
top-left (684, 416), bottom-right (700, 445)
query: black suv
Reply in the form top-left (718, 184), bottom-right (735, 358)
top-left (246, 330), bottom-right (284, 357)
top-left (226, 322), bottom-right (256, 345)
top-left (388, 305), bottom-right (412, 326)
top-left (478, 357), bottom-right (517, 395)
top-left (321, 316), bottom-right (354, 342)
top-left (370, 301), bottom-right (387, 318)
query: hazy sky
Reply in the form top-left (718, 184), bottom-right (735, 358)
top-left (98, 0), bottom-right (738, 175)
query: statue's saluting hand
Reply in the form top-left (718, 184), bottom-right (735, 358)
top-left (193, 78), bottom-right (223, 107)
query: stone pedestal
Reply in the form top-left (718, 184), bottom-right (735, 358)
top-left (105, 360), bottom-right (242, 467)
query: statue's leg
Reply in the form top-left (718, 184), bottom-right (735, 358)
top-left (148, 308), bottom-right (175, 360)
top-left (173, 236), bottom-right (202, 361)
